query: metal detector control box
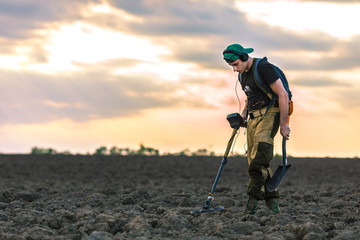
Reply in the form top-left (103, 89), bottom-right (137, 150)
top-left (226, 113), bottom-right (244, 129)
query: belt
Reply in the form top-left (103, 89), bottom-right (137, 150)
top-left (249, 107), bottom-right (279, 119)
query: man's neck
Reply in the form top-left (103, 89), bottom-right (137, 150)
top-left (245, 57), bottom-right (253, 72)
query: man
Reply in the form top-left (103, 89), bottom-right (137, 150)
top-left (223, 43), bottom-right (290, 215)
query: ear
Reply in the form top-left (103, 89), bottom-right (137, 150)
top-left (239, 53), bottom-right (248, 61)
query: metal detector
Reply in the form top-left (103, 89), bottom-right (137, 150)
top-left (191, 113), bottom-right (244, 215)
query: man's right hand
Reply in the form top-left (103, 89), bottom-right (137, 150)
top-left (280, 124), bottom-right (290, 140)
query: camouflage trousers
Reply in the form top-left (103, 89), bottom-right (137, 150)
top-left (246, 107), bottom-right (280, 200)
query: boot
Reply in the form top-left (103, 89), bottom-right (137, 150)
top-left (266, 198), bottom-right (281, 214)
top-left (243, 196), bottom-right (258, 215)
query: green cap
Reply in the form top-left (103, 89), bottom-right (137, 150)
top-left (223, 44), bottom-right (254, 63)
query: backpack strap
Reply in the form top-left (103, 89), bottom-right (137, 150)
top-left (254, 57), bottom-right (292, 101)
top-left (252, 57), bottom-right (275, 100)
top-left (252, 58), bottom-right (277, 120)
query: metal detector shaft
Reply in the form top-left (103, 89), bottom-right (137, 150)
top-left (192, 113), bottom-right (243, 214)
top-left (201, 128), bottom-right (238, 210)
top-left (209, 128), bottom-right (238, 194)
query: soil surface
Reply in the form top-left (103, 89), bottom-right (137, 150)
top-left (0, 154), bottom-right (359, 239)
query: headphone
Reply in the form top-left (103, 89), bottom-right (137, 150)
top-left (223, 49), bottom-right (249, 62)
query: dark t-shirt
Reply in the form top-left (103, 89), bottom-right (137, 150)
top-left (240, 58), bottom-right (279, 111)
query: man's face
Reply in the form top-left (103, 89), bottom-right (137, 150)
top-left (228, 59), bottom-right (247, 73)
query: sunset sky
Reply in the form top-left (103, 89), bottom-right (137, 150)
top-left (1, 0), bottom-right (359, 157)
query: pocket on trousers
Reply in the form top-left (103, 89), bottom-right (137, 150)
top-left (270, 113), bottom-right (280, 139)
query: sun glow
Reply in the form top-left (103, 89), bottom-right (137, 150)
top-left (236, 0), bottom-right (360, 38)
top-left (0, 55), bottom-right (28, 70)
top-left (113, 61), bottom-right (196, 81)
top-left (1, 21), bottom-right (170, 74)
top-left (90, 3), bottom-right (112, 13)
top-left (41, 22), bottom-right (170, 72)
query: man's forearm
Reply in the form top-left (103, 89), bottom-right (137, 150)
top-left (278, 93), bottom-right (289, 127)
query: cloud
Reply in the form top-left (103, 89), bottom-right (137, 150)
top-left (0, 0), bottom-right (89, 38)
top-left (2, 0), bottom-right (359, 72)
top-left (0, 0), bottom-right (92, 66)
top-left (292, 78), bottom-right (352, 87)
top-left (103, 1), bottom-right (251, 67)
top-left (336, 88), bottom-right (360, 108)
top-left (300, 0), bottom-right (359, 3)
top-left (1, 0), bottom-right (360, 126)
top-left (0, 63), bottom-right (215, 125)
top-left (103, 0), bottom-right (360, 72)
